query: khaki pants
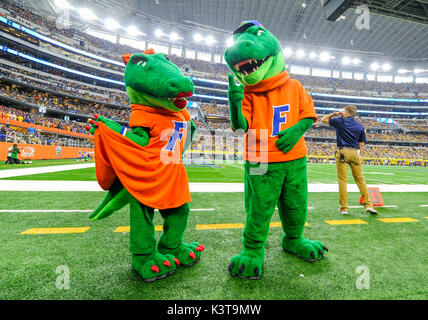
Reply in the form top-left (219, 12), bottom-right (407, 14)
top-left (335, 148), bottom-right (372, 211)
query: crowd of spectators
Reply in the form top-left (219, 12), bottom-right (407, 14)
top-left (0, 84), bottom-right (130, 122)
top-left (396, 119), bottom-right (428, 132)
top-left (305, 141), bottom-right (427, 160)
top-left (0, 104), bottom-right (89, 134)
top-left (0, 64), bottom-right (128, 105)
top-left (189, 135), bottom-right (427, 160)
top-left (2, 0), bottom-right (428, 100)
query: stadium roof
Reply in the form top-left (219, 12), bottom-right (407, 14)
top-left (10, 0), bottom-right (428, 61)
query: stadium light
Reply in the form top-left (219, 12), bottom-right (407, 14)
top-left (413, 68), bottom-right (424, 74)
top-left (155, 29), bottom-right (164, 38)
top-left (105, 18), bottom-right (120, 31)
top-left (370, 62), bottom-right (380, 71)
top-left (226, 37), bottom-right (234, 47)
top-left (194, 33), bottom-right (203, 42)
top-left (382, 63), bottom-right (391, 72)
top-left (309, 51), bottom-right (317, 59)
top-left (127, 25), bottom-right (142, 36)
top-left (205, 35), bottom-right (217, 46)
top-left (296, 49), bottom-right (305, 59)
top-left (283, 47), bottom-right (293, 57)
top-left (352, 58), bottom-right (361, 65)
top-left (397, 68), bottom-right (410, 74)
top-left (341, 56), bottom-right (351, 65)
top-left (79, 8), bottom-right (97, 21)
top-left (169, 32), bottom-right (181, 42)
top-left (319, 51), bottom-right (330, 62)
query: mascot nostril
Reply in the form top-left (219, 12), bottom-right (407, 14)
top-left (88, 48), bottom-right (203, 283)
top-left (224, 20), bottom-right (327, 280)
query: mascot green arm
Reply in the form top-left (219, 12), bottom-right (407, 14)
top-left (87, 115), bottom-right (150, 147)
top-left (276, 118), bottom-right (314, 154)
top-left (183, 119), bottom-right (197, 153)
top-left (227, 74), bottom-right (248, 131)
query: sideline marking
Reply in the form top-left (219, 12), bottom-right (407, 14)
top-left (114, 225), bottom-right (163, 232)
top-left (1, 210), bottom-right (92, 213)
top-left (378, 217), bottom-right (418, 223)
top-left (1, 209), bottom-right (213, 213)
top-left (196, 222), bottom-right (309, 230)
top-left (419, 205), bottom-right (428, 207)
top-left (348, 205), bottom-right (398, 208)
top-left (0, 163), bottom-right (95, 179)
top-left (365, 172), bottom-right (394, 175)
top-left (325, 219), bottom-right (367, 225)
top-left (2, 181), bottom-right (428, 192)
top-left (196, 223), bottom-right (244, 230)
top-left (21, 227), bottom-right (90, 235)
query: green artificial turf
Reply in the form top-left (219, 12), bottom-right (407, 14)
top-left (0, 191), bottom-right (427, 300)
top-left (4, 161), bottom-right (428, 185)
top-left (0, 159), bottom-right (83, 170)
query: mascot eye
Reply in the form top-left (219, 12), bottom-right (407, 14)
top-left (132, 56), bottom-right (147, 67)
top-left (257, 30), bottom-right (264, 36)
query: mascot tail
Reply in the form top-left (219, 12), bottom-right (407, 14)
top-left (89, 179), bottom-right (130, 221)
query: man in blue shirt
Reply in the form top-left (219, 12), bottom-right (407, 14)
top-left (321, 105), bottom-right (377, 215)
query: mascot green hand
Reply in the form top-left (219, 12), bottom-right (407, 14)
top-left (86, 48), bottom-right (203, 283)
top-left (225, 20), bottom-right (327, 279)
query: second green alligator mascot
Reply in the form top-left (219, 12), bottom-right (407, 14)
top-left (86, 49), bottom-right (204, 283)
top-left (225, 20), bottom-right (327, 279)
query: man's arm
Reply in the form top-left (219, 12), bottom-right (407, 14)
top-left (359, 142), bottom-right (364, 155)
top-left (321, 111), bottom-right (343, 125)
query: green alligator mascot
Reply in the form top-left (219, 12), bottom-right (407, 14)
top-left (86, 48), bottom-right (204, 283)
top-left (224, 21), bottom-right (327, 279)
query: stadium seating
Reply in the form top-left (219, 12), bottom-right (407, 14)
top-left (0, 0), bottom-right (426, 165)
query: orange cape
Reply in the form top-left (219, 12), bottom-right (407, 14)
top-left (94, 107), bottom-right (191, 209)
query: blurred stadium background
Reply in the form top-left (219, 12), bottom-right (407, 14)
top-left (0, 0), bottom-right (427, 300)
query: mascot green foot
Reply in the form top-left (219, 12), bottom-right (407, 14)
top-left (228, 248), bottom-right (264, 280)
top-left (282, 235), bottom-right (328, 262)
top-left (131, 251), bottom-right (177, 283)
top-left (159, 242), bottom-right (204, 267)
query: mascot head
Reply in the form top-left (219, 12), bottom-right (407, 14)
top-left (123, 49), bottom-right (194, 112)
top-left (224, 20), bottom-right (285, 86)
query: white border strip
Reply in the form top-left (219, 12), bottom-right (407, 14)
top-left (0, 181), bottom-right (427, 192)
top-left (0, 163), bottom-right (95, 179)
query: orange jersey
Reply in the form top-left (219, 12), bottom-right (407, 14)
top-left (242, 71), bottom-right (317, 163)
top-left (95, 104), bottom-right (191, 209)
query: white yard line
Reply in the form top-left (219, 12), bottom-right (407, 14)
top-left (0, 163), bottom-right (95, 179)
top-left (419, 205), bottom-right (428, 207)
top-left (0, 208), bottom-right (214, 213)
top-left (0, 181), bottom-right (428, 192)
top-left (348, 205), bottom-right (398, 209)
top-left (0, 210), bottom-right (92, 213)
top-left (365, 172), bottom-right (395, 175)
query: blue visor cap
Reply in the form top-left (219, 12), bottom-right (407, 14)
top-left (233, 20), bottom-right (264, 35)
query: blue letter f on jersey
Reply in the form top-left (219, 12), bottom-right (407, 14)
top-left (271, 104), bottom-right (290, 137)
top-left (163, 121), bottom-right (187, 151)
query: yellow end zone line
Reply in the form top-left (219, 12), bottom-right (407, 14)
top-left (378, 217), bottom-right (419, 223)
top-left (115, 225), bottom-right (163, 232)
top-left (21, 227), bottom-right (90, 235)
top-left (196, 222), bottom-right (309, 230)
top-left (325, 219), bottom-right (368, 225)
top-left (20, 217), bottom-right (426, 235)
